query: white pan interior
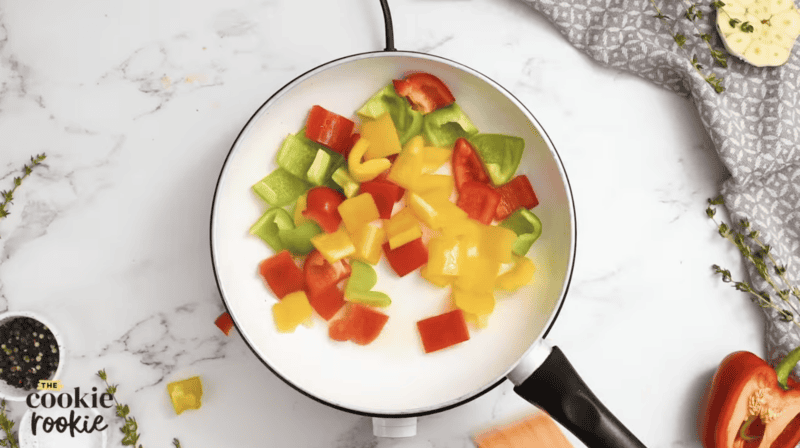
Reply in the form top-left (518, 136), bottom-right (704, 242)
top-left (211, 52), bottom-right (575, 415)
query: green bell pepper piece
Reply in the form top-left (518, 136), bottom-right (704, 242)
top-left (331, 167), bottom-right (360, 198)
top-left (252, 168), bottom-right (311, 207)
top-left (422, 103), bottom-right (478, 147)
top-left (357, 84), bottom-right (424, 145)
top-left (499, 208), bottom-right (542, 256)
top-left (277, 133), bottom-right (320, 180)
top-left (468, 134), bottom-right (525, 186)
top-left (249, 207), bottom-right (294, 252)
top-left (344, 260), bottom-right (391, 307)
top-left (279, 220), bottom-right (322, 255)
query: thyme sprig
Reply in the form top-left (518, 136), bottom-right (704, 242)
top-left (649, 0), bottom-right (728, 93)
top-left (707, 196), bottom-right (800, 330)
top-left (173, 439), bottom-right (182, 448)
top-left (0, 400), bottom-right (18, 448)
top-left (0, 154), bottom-right (46, 222)
top-left (97, 369), bottom-right (143, 448)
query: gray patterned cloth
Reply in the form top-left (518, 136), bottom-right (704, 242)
top-left (518, 0), bottom-right (800, 367)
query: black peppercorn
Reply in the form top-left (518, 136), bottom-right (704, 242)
top-left (0, 317), bottom-right (59, 390)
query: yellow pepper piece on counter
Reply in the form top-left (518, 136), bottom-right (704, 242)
top-left (311, 226), bottom-right (356, 263)
top-left (348, 137), bottom-right (392, 182)
top-left (496, 255), bottom-right (536, 290)
top-left (453, 288), bottom-right (495, 316)
top-left (420, 265), bottom-right (455, 287)
top-left (406, 192), bottom-right (467, 230)
top-left (412, 174), bottom-right (454, 201)
top-left (351, 221), bottom-right (385, 265)
top-left (293, 193), bottom-right (310, 226)
top-left (338, 193), bottom-right (381, 235)
top-left (384, 207), bottom-right (423, 249)
top-left (426, 235), bottom-right (462, 277)
top-left (387, 135), bottom-right (425, 189)
top-left (272, 290), bottom-right (314, 333)
top-left (421, 146), bottom-right (452, 174)
top-left (167, 376), bottom-right (203, 415)
top-left (362, 113), bottom-right (402, 160)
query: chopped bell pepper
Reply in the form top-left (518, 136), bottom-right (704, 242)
top-left (494, 175), bottom-right (539, 221)
top-left (406, 191), bottom-right (468, 230)
top-left (412, 174), bottom-right (454, 201)
top-left (252, 168), bottom-right (312, 207)
top-left (383, 238), bottom-right (428, 277)
top-left (499, 208), bottom-right (543, 256)
top-left (292, 193), bottom-right (310, 226)
top-left (250, 207), bottom-right (294, 252)
top-left (420, 265), bottom-right (455, 287)
top-left (416, 309), bottom-right (470, 353)
top-left (305, 105), bottom-right (355, 156)
top-left (480, 224), bottom-right (518, 264)
top-left (272, 290), bottom-right (313, 332)
top-left (306, 284), bottom-right (345, 321)
top-left (358, 179), bottom-right (404, 219)
top-left (701, 348), bottom-right (800, 448)
top-left (496, 255), bottom-right (536, 290)
top-left (258, 250), bottom-right (305, 299)
top-left (426, 234), bottom-right (462, 277)
top-left (167, 376), bottom-right (203, 415)
top-left (387, 135), bottom-right (425, 189)
top-left (303, 250), bottom-right (351, 294)
top-left (214, 312), bottom-right (234, 336)
top-left (338, 193), bottom-right (380, 235)
top-left (348, 137), bottom-right (392, 182)
top-left (276, 132), bottom-right (320, 180)
top-left (422, 103), bottom-right (478, 147)
top-left (452, 138), bottom-right (491, 192)
top-left (393, 73), bottom-right (456, 114)
top-left (421, 146), bottom-right (452, 174)
top-left (468, 134), bottom-right (525, 186)
top-left (331, 166), bottom-right (360, 198)
top-left (278, 220), bottom-right (322, 255)
top-left (361, 113), bottom-right (402, 160)
top-left (306, 147), bottom-right (344, 186)
top-left (328, 303), bottom-right (389, 345)
top-left (385, 207), bottom-right (423, 249)
top-left (310, 226), bottom-right (356, 264)
top-left (457, 181), bottom-right (502, 225)
top-left (357, 84), bottom-right (423, 145)
top-left (452, 287), bottom-right (495, 316)
top-left (302, 186), bottom-right (346, 233)
top-left (344, 260), bottom-right (391, 307)
top-left (351, 220), bottom-right (385, 265)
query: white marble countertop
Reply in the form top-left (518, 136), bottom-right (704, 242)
top-left (0, 0), bottom-right (766, 447)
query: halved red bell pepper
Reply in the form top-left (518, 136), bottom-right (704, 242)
top-left (303, 249), bottom-right (351, 295)
top-left (258, 250), bottom-right (305, 299)
top-left (393, 73), bottom-right (455, 114)
top-left (302, 186), bottom-right (346, 233)
top-left (453, 138), bottom-right (490, 192)
top-left (495, 175), bottom-right (539, 221)
top-left (457, 182), bottom-right (501, 225)
top-left (305, 105), bottom-right (355, 156)
top-left (328, 303), bottom-right (389, 345)
top-left (382, 238), bottom-right (428, 277)
top-left (306, 284), bottom-right (345, 321)
top-left (214, 312), bottom-right (234, 336)
top-left (417, 309), bottom-right (470, 353)
top-left (700, 348), bottom-right (800, 448)
top-left (358, 179), bottom-right (405, 219)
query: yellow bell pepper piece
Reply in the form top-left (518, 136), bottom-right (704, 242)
top-left (496, 255), bottom-right (536, 290)
top-left (411, 174), bottom-right (454, 201)
top-left (406, 192), bottom-right (467, 230)
top-left (426, 234), bottom-right (462, 276)
top-left (420, 265), bottom-right (454, 287)
top-left (453, 288), bottom-right (495, 316)
top-left (311, 226), bottom-right (356, 263)
top-left (351, 221), bottom-right (385, 265)
top-left (272, 290), bottom-right (313, 333)
top-left (293, 193), bottom-right (310, 226)
top-left (481, 225), bottom-right (518, 264)
top-left (362, 113), bottom-right (402, 160)
top-left (384, 207), bottom-right (422, 249)
top-left (338, 193), bottom-right (380, 235)
top-left (387, 135), bottom-right (424, 189)
top-left (421, 146), bottom-right (452, 173)
top-left (167, 376), bottom-right (203, 415)
top-left (348, 137), bottom-right (391, 182)
top-left (463, 311), bottom-right (490, 329)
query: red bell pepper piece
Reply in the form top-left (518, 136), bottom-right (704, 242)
top-left (416, 309), bottom-right (470, 353)
top-left (306, 284), bottom-right (345, 321)
top-left (452, 138), bottom-right (490, 192)
top-left (358, 179), bottom-right (405, 219)
top-left (393, 73), bottom-right (455, 114)
top-left (305, 105), bottom-right (355, 156)
top-left (382, 238), bottom-right (428, 277)
top-left (328, 303), bottom-right (389, 345)
top-left (494, 175), bottom-right (539, 221)
top-left (302, 186), bottom-right (346, 233)
top-left (214, 312), bottom-right (234, 336)
top-left (457, 182), bottom-right (501, 225)
top-left (303, 249), bottom-right (351, 294)
top-left (258, 250), bottom-right (305, 299)
top-left (700, 348), bottom-right (800, 448)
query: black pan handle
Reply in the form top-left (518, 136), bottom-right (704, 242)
top-left (511, 343), bottom-right (647, 448)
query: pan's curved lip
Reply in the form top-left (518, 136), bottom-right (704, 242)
top-left (209, 49), bottom-right (577, 418)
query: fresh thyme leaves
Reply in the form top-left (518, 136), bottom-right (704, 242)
top-left (649, 0), bottom-right (729, 93)
top-left (0, 154), bottom-right (46, 222)
top-left (97, 369), bottom-right (143, 448)
top-left (173, 439), bottom-right (182, 448)
top-left (740, 21), bottom-right (755, 32)
top-left (0, 400), bottom-right (18, 448)
top-left (707, 196), bottom-right (800, 330)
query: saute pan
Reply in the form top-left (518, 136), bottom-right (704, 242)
top-left (210, 2), bottom-right (647, 446)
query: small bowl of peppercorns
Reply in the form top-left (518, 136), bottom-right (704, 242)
top-left (0, 311), bottom-right (63, 401)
